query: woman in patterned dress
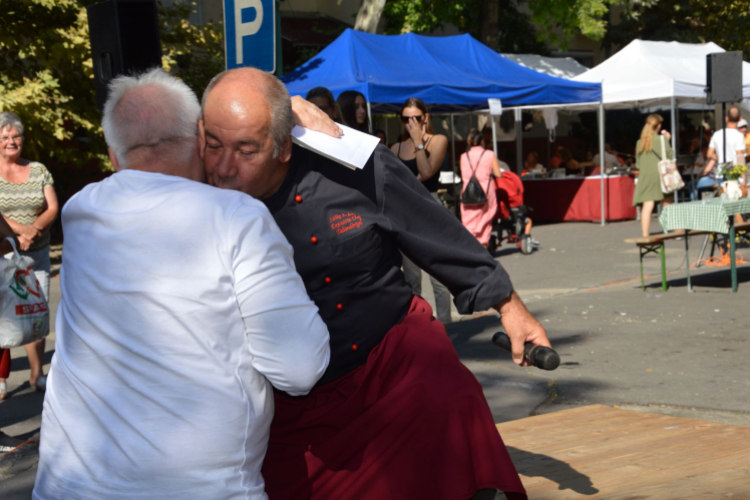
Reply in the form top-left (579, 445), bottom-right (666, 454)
top-left (0, 112), bottom-right (58, 399)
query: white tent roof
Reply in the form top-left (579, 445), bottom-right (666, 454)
top-left (501, 54), bottom-right (588, 79)
top-left (573, 39), bottom-right (750, 107)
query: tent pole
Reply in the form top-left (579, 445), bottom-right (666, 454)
top-left (367, 101), bottom-right (373, 133)
top-left (671, 95), bottom-right (678, 204)
top-left (599, 103), bottom-right (606, 227)
top-left (491, 112), bottom-right (498, 158)
top-left (450, 113), bottom-right (459, 218)
top-left (515, 108), bottom-right (523, 174)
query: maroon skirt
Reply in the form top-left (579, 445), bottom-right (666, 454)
top-left (261, 296), bottom-right (527, 500)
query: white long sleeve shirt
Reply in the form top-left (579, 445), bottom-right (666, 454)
top-left (33, 170), bottom-right (330, 500)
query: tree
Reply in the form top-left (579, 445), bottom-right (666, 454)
top-left (0, 0), bottom-right (224, 180)
top-left (604, 0), bottom-right (750, 59)
top-left (355, 0), bottom-right (387, 33)
top-left (381, 0), bottom-right (549, 54)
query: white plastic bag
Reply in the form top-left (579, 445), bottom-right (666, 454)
top-left (657, 135), bottom-right (684, 194)
top-left (0, 238), bottom-right (50, 348)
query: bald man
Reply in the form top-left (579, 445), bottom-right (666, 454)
top-left (200, 68), bottom-right (548, 500)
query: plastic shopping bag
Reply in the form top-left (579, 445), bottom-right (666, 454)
top-left (0, 238), bottom-right (49, 348)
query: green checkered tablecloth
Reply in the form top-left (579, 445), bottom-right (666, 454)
top-left (659, 198), bottom-right (750, 234)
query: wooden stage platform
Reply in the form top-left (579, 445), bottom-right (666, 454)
top-left (496, 405), bottom-right (750, 499)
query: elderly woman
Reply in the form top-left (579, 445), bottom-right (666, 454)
top-left (0, 112), bottom-right (58, 399)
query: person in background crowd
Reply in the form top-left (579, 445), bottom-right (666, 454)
top-left (560, 148), bottom-right (582, 176)
top-left (336, 90), bottom-right (369, 132)
top-left (738, 118), bottom-right (749, 164)
top-left (305, 87), bottom-right (339, 121)
top-left (460, 128), bottom-right (501, 248)
top-left (521, 152), bottom-right (544, 176)
top-left (374, 128), bottom-right (386, 145)
top-left (0, 112), bottom-right (58, 399)
top-left (33, 69), bottom-right (330, 500)
top-left (390, 97), bottom-right (452, 325)
top-left (690, 107), bottom-right (746, 200)
top-left (549, 145), bottom-right (564, 169)
top-left (592, 143), bottom-right (620, 172)
top-left (632, 114), bottom-right (673, 237)
top-left (200, 68), bottom-right (550, 500)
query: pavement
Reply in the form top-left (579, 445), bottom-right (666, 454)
top-left (2, 218), bottom-right (750, 498)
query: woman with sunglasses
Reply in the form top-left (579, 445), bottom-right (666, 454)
top-left (390, 97), bottom-right (452, 324)
top-left (336, 90), bottom-right (369, 133)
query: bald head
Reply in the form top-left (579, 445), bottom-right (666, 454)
top-left (202, 68), bottom-right (292, 157)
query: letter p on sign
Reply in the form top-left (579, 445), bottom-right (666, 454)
top-left (223, 0), bottom-right (276, 72)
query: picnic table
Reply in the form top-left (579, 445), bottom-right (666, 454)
top-left (659, 197), bottom-right (750, 292)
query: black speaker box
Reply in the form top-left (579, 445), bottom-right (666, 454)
top-left (705, 51), bottom-right (743, 104)
top-left (87, 0), bottom-right (162, 111)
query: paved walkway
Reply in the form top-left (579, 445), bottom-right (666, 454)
top-left (3, 217), bottom-right (750, 498)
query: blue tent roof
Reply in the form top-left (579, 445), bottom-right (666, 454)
top-left (282, 29), bottom-right (601, 112)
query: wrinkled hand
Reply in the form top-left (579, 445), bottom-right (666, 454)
top-left (404, 117), bottom-right (425, 146)
top-left (291, 95), bottom-right (342, 138)
top-left (17, 224), bottom-right (41, 242)
top-left (497, 292), bottom-right (552, 366)
top-left (17, 235), bottom-right (33, 251)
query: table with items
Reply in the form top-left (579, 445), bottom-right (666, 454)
top-left (659, 197), bottom-right (750, 292)
top-left (522, 175), bottom-right (637, 223)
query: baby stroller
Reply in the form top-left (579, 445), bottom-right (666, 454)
top-left (489, 170), bottom-right (537, 255)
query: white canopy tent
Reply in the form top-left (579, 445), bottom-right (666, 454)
top-left (486, 40), bottom-right (750, 224)
top-left (572, 40), bottom-right (750, 107)
top-left (502, 54), bottom-right (589, 79)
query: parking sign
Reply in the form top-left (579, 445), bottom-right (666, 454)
top-left (224, 0), bottom-right (276, 73)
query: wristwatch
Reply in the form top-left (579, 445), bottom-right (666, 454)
top-left (415, 143), bottom-right (425, 151)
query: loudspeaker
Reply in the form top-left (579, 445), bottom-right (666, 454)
top-left (87, 0), bottom-right (162, 111)
top-left (705, 52), bottom-right (743, 104)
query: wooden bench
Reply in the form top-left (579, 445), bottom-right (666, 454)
top-left (626, 221), bottom-right (750, 292)
top-left (624, 231), bottom-right (709, 291)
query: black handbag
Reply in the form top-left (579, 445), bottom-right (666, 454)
top-left (461, 150), bottom-right (491, 205)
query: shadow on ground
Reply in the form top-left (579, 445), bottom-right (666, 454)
top-left (508, 446), bottom-right (599, 495)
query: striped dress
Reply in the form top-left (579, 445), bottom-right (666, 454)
top-left (0, 162), bottom-right (55, 251)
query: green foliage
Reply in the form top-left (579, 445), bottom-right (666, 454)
top-left (605, 0), bottom-right (750, 59)
top-left (159, 1), bottom-right (225, 100)
top-left (528, 0), bottom-right (620, 49)
top-left (0, 0), bottom-right (224, 178)
top-left (383, 0), bottom-right (548, 54)
top-left (0, 0), bottom-right (102, 166)
top-left (383, 0), bottom-right (471, 34)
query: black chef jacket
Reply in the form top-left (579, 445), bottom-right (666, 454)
top-left (262, 144), bottom-right (514, 385)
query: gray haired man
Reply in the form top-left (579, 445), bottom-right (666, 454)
top-left (32, 68), bottom-right (330, 500)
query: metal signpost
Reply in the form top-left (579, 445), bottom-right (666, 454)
top-left (223, 0), bottom-right (276, 73)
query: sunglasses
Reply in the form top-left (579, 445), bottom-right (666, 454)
top-left (401, 115), bottom-right (425, 124)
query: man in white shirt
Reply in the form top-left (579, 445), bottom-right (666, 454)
top-left (32, 69), bottom-right (330, 500)
top-left (592, 143), bottom-right (620, 172)
top-left (690, 107), bottom-right (747, 198)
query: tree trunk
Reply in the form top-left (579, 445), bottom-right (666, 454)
top-left (354, 0), bottom-right (386, 33)
top-left (480, 0), bottom-right (500, 51)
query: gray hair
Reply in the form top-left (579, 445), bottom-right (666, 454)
top-left (0, 112), bottom-right (24, 135)
top-left (201, 68), bottom-right (293, 157)
top-left (102, 68), bottom-right (200, 168)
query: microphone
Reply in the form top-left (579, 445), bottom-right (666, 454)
top-left (492, 331), bottom-right (560, 371)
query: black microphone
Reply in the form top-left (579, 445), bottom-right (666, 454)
top-left (492, 331), bottom-right (560, 371)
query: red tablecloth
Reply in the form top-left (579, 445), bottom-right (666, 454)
top-left (522, 176), bottom-right (637, 222)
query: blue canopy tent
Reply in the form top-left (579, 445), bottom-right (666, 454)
top-left (282, 29), bottom-right (601, 112)
top-left (284, 29), bottom-right (610, 224)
